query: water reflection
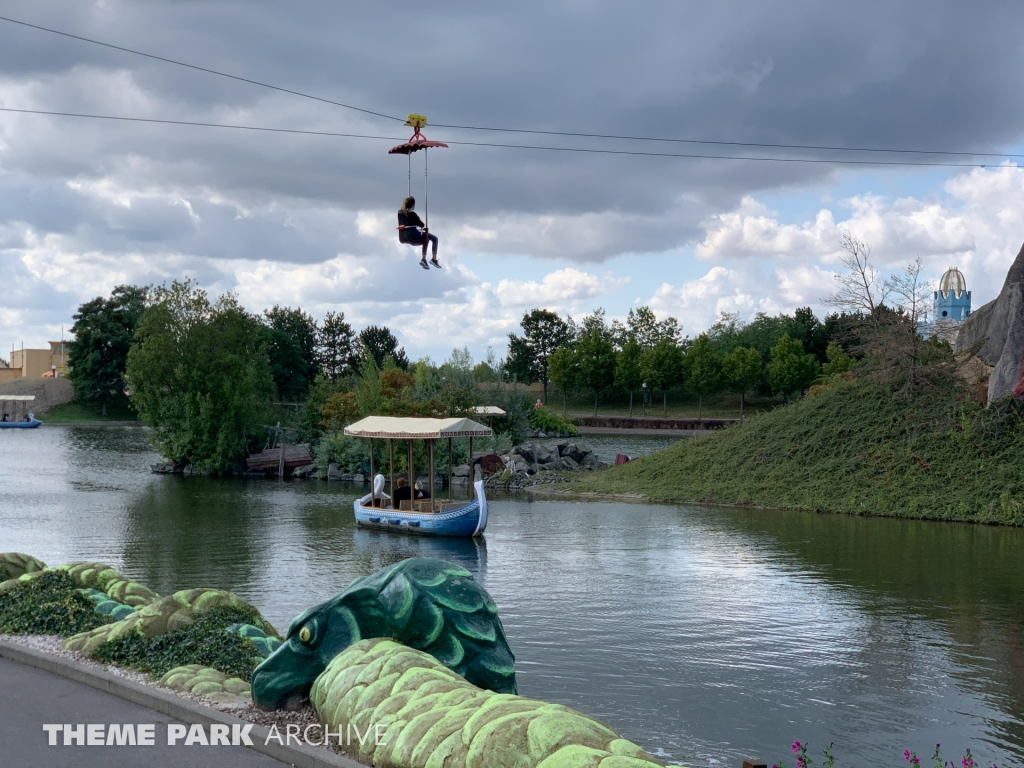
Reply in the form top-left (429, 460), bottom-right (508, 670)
top-left (2, 427), bottom-right (1024, 767)
top-left (351, 529), bottom-right (488, 584)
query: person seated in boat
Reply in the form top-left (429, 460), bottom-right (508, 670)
top-left (414, 481), bottom-right (431, 500)
top-left (393, 476), bottom-right (413, 506)
top-left (23, 414), bottom-right (31, 422)
top-left (0, 413), bottom-right (8, 422)
top-left (398, 196), bottom-right (440, 270)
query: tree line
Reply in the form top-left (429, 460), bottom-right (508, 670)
top-left (65, 280), bottom-right (412, 468)
top-left (502, 305), bottom-right (852, 418)
top-left (501, 233), bottom-right (951, 418)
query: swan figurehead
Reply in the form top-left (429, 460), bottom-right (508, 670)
top-left (359, 473), bottom-right (390, 506)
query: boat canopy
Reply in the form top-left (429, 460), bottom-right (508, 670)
top-left (344, 416), bottom-right (492, 440)
top-left (472, 406), bottom-right (505, 416)
top-left (0, 395), bottom-right (35, 401)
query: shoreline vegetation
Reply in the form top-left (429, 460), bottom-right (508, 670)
top-left (561, 376), bottom-right (1024, 526)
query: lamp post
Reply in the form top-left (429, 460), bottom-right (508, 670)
top-left (641, 383), bottom-right (647, 417)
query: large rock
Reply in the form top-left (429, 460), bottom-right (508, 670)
top-left (534, 444), bottom-right (557, 464)
top-left (955, 241), bottom-right (1024, 402)
top-left (559, 455), bottom-right (581, 471)
top-left (513, 444), bottom-right (536, 463)
top-left (560, 443), bottom-right (584, 463)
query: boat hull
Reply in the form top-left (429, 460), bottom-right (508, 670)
top-left (0, 419), bottom-right (42, 429)
top-left (353, 480), bottom-right (488, 538)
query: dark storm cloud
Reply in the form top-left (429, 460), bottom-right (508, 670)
top-left (1, 0), bottom-right (1023, 272)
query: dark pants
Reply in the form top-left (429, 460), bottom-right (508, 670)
top-left (407, 229), bottom-right (438, 257)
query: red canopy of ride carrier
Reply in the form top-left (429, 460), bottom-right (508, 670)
top-left (389, 114), bottom-right (448, 155)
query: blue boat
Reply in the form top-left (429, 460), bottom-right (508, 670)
top-left (344, 415), bottom-right (493, 538)
top-left (352, 479), bottom-right (488, 537)
top-left (0, 412), bottom-right (41, 429)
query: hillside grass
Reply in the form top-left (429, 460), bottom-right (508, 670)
top-left (568, 377), bottom-right (1024, 524)
top-left (42, 399), bottom-right (140, 423)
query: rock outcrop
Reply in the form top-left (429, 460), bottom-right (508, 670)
top-left (955, 241), bottom-right (1024, 403)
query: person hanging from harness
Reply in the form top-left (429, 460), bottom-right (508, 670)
top-left (398, 196), bottom-right (440, 270)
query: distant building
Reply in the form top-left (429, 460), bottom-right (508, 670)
top-left (930, 267), bottom-right (971, 344)
top-left (934, 267), bottom-right (971, 322)
top-left (0, 342), bottom-right (69, 383)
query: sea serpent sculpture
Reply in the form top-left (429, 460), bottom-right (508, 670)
top-left (0, 553), bottom-right (664, 768)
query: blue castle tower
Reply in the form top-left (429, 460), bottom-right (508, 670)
top-left (933, 267), bottom-right (971, 323)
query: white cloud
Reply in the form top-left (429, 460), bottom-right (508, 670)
top-left (650, 164), bottom-right (1024, 334)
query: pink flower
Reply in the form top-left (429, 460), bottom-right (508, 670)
top-left (792, 741), bottom-right (802, 754)
top-left (906, 751), bottom-right (912, 761)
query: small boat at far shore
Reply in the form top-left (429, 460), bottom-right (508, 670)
top-left (0, 417), bottom-right (42, 429)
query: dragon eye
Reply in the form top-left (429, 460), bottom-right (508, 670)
top-left (299, 626), bottom-right (311, 643)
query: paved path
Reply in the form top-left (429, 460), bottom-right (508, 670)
top-left (575, 426), bottom-right (713, 437)
top-left (0, 657), bottom-right (289, 768)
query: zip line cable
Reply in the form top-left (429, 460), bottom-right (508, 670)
top-left (1, 13), bottom-right (1021, 163)
top-left (0, 15), bottom-right (404, 123)
top-left (1, 107), bottom-right (1020, 170)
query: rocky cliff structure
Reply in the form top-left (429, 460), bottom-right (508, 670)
top-left (954, 241), bottom-right (1024, 403)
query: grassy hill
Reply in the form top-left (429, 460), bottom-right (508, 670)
top-left (569, 377), bottom-right (1024, 525)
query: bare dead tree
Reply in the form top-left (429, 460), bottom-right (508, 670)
top-left (885, 257), bottom-right (932, 383)
top-left (823, 232), bottom-right (890, 337)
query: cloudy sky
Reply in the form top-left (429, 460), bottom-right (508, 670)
top-left (2, 1), bottom-right (1024, 363)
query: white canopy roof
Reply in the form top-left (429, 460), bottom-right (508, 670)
top-left (472, 406), bottom-right (506, 415)
top-left (344, 416), bottom-right (492, 440)
top-left (0, 395), bottom-right (35, 401)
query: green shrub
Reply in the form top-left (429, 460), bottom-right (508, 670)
top-left (529, 406), bottom-right (577, 435)
top-left (0, 571), bottom-right (113, 636)
top-left (92, 607), bottom-right (265, 680)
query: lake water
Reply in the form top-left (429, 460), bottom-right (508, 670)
top-left (2, 425), bottom-right (1024, 767)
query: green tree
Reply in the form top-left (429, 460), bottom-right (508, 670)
top-left (125, 280), bottom-right (275, 472)
top-left (822, 342), bottom-right (854, 376)
top-left (507, 309), bottom-right (574, 403)
top-left (472, 361), bottom-right (496, 383)
top-left (615, 339), bottom-right (644, 417)
top-left (766, 333), bottom-right (820, 401)
top-left (576, 324), bottom-right (617, 416)
top-left (259, 306), bottom-right (319, 402)
top-left (721, 346), bottom-right (763, 419)
top-left (317, 311), bottom-right (359, 383)
top-left (502, 335), bottom-right (536, 384)
top-left (68, 285), bottom-right (147, 415)
top-left (359, 325), bottom-right (408, 370)
top-left (436, 347), bottom-right (480, 416)
top-left (641, 337), bottom-right (684, 417)
top-left (626, 306), bottom-right (682, 349)
top-left (547, 346), bottom-right (579, 414)
top-left (684, 334), bottom-right (722, 420)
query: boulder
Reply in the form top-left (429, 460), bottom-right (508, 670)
top-left (452, 464), bottom-right (471, 478)
top-left (508, 454), bottom-right (531, 474)
top-left (581, 453), bottom-right (602, 471)
top-left (560, 443), bottom-right (584, 463)
top-left (559, 455), bottom-right (581, 471)
top-left (327, 463), bottom-right (344, 481)
top-left (351, 473), bottom-right (365, 484)
top-left (534, 444), bottom-right (557, 464)
top-left (576, 442), bottom-right (593, 456)
top-left (514, 444), bottom-right (537, 463)
top-left (955, 241), bottom-right (1024, 402)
